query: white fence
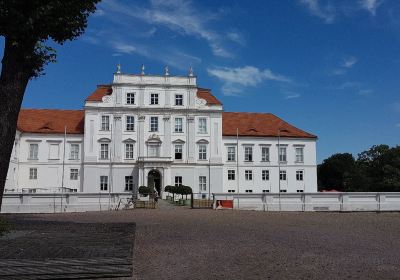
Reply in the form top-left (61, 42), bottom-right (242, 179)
top-left (213, 192), bottom-right (400, 212)
top-left (1, 192), bottom-right (133, 213)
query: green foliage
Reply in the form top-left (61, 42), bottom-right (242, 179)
top-left (0, 0), bottom-right (100, 78)
top-left (164, 185), bottom-right (173, 193)
top-left (0, 218), bottom-right (10, 237)
top-left (138, 186), bottom-right (151, 194)
top-left (318, 145), bottom-right (400, 192)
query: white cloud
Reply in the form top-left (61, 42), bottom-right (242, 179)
top-left (358, 89), bottom-right (373, 96)
top-left (227, 32), bottom-right (246, 46)
top-left (111, 42), bottom-right (136, 54)
top-left (101, 0), bottom-right (236, 57)
top-left (396, 123), bottom-right (400, 128)
top-left (359, 0), bottom-right (383, 16)
top-left (108, 39), bottom-right (201, 70)
top-left (342, 56), bottom-right (358, 68)
top-left (208, 66), bottom-right (291, 95)
top-left (299, 0), bottom-right (336, 24)
top-left (332, 56), bottom-right (358, 75)
top-left (285, 93), bottom-right (301, 99)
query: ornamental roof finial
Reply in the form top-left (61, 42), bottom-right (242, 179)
top-left (165, 66), bottom-right (170, 76)
top-left (116, 63), bottom-right (121, 74)
top-left (141, 64), bottom-right (145, 75)
top-left (189, 66), bottom-right (194, 77)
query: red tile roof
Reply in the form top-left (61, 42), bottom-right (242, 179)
top-left (222, 112), bottom-right (317, 139)
top-left (85, 85), bottom-right (222, 106)
top-left (85, 85), bottom-right (113, 102)
top-left (197, 88), bottom-right (222, 106)
top-left (17, 109), bottom-right (84, 134)
top-left (16, 109), bottom-right (316, 139)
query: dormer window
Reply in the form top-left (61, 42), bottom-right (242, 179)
top-left (126, 93), bottom-right (135, 104)
top-left (150, 93), bottom-right (159, 105)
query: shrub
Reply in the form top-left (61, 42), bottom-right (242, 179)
top-left (164, 185), bottom-right (173, 193)
top-left (138, 186), bottom-right (151, 194)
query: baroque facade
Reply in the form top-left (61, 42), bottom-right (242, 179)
top-left (5, 69), bottom-right (318, 196)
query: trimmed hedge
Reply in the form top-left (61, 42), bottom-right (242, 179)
top-left (165, 185), bottom-right (192, 195)
top-left (138, 186), bottom-right (152, 194)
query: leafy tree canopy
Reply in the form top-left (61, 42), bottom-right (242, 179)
top-left (0, 0), bottom-right (100, 77)
top-left (318, 145), bottom-right (400, 192)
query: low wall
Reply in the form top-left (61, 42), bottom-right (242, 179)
top-left (1, 192), bottom-right (132, 213)
top-left (213, 192), bottom-right (400, 212)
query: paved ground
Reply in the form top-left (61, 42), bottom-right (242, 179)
top-left (0, 218), bottom-right (135, 279)
top-left (2, 201), bottom-right (400, 279)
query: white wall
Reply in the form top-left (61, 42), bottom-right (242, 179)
top-left (222, 137), bottom-right (317, 193)
top-left (214, 192), bottom-right (400, 211)
top-left (5, 132), bottom-right (84, 192)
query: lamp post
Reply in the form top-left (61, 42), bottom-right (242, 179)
top-left (278, 128), bottom-right (289, 211)
top-left (278, 128), bottom-right (281, 211)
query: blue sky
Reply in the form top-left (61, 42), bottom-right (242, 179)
top-left (2, 0), bottom-right (400, 162)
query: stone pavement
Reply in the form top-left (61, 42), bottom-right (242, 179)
top-left (0, 217), bottom-right (135, 279)
top-left (2, 207), bottom-right (400, 279)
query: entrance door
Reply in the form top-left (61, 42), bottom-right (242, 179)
top-left (148, 170), bottom-right (161, 195)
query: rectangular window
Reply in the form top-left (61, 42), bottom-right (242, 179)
top-left (198, 144), bottom-right (207, 160)
top-left (262, 190), bottom-right (270, 193)
top-left (244, 146), bottom-right (253, 162)
top-left (101, 115), bottom-right (110, 131)
top-left (198, 118), bottom-right (207, 134)
top-left (227, 146), bottom-right (236, 162)
top-left (125, 176), bottom-right (134, 191)
top-left (245, 189), bottom-right (253, 193)
top-left (125, 143), bottom-right (134, 159)
top-left (175, 94), bottom-right (183, 106)
top-left (175, 176), bottom-right (182, 187)
top-left (49, 143), bottom-right (59, 159)
top-left (175, 144), bottom-right (183, 160)
top-left (228, 190), bottom-right (236, 193)
top-left (297, 190), bottom-right (304, 193)
top-left (280, 189), bottom-right (287, 193)
top-left (100, 176), bottom-right (108, 191)
top-left (100, 143), bottom-right (109, 159)
top-left (296, 170), bottom-right (304, 181)
top-left (148, 145), bottom-right (160, 157)
top-left (29, 168), bottom-right (37, 180)
top-left (126, 93), bottom-right (135, 104)
top-left (70, 169), bottom-right (78, 180)
top-left (261, 147), bottom-right (270, 162)
top-left (29, 143), bottom-right (38, 160)
top-left (174, 118), bottom-right (183, 132)
top-left (199, 176), bottom-right (207, 191)
top-left (126, 116), bottom-right (135, 131)
top-left (245, 170), bottom-right (253, 181)
top-left (280, 170), bottom-right (287, 181)
top-left (295, 147), bottom-right (304, 162)
top-left (150, 117), bottom-right (158, 132)
top-left (150, 93), bottom-right (159, 105)
top-left (279, 146), bottom-right (287, 162)
top-left (262, 170), bottom-right (270, 181)
top-left (228, 170), bottom-right (235, 180)
top-left (70, 144), bottom-right (79, 160)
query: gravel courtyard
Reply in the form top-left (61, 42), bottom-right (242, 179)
top-left (2, 201), bottom-right (400, 279)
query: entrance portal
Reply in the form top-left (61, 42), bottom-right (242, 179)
top-left (147, 170), bottom-right (161, 195)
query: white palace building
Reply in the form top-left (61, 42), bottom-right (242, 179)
top-left (5, 67), bottom-right (318, 197)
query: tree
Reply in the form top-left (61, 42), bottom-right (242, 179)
top-left (0, 0), bottom-right (100, 209)
top-left (317, 153), bottom-right (356, 191)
